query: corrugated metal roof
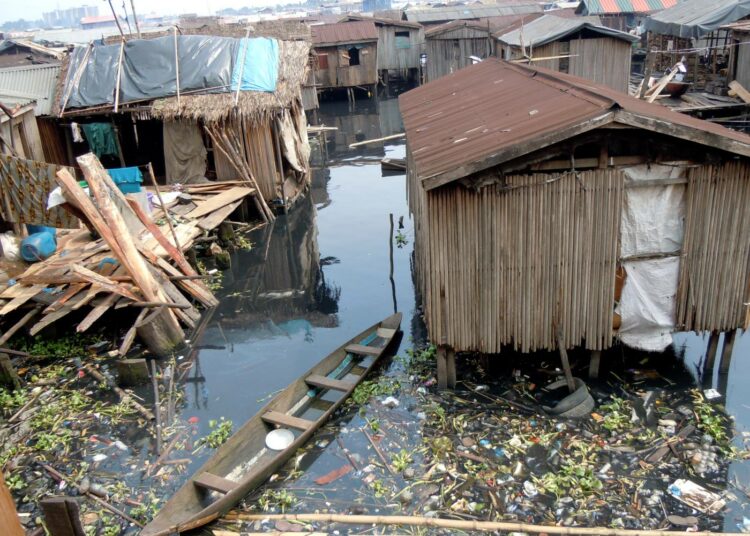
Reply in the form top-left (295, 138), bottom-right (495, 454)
top-left (425, 19), bottom-right (494, 37)
top-left (399, 58), bottom-right (750, 188)
top-left (339, 14), bottom-right (423, 29)
top-left (497, 14), bottom-right (639, 47)
top-left (0, 63), bottom-right (61, 116)
top-left (311, 21), bottom-right (379, 45)
top-left (405, 4), bottom-right (542, 23)
top-left (577, 0), bottom-right (676, 15)
top-left (644, 0), bottom-right (750, 38)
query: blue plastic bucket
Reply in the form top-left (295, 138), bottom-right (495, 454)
top-left (21, 232), bottom-right (57, 262)
top-left (25, 224), bottom-right (56, 236)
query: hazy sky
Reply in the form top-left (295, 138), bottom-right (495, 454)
top-left (3, 0), bottom-right (280, 24)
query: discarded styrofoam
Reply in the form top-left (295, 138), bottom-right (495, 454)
top-left (667, 478), bottom-right (726, 514)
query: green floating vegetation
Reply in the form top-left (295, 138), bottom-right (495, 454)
top-left (350, 377), bottom-right (400, 406)
top-left (195, 417), bottom-right (234, 450)
top-left (11, 333), bottom-right (103, 359)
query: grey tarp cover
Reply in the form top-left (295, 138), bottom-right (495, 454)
top-left (163, 120), bottom-right (207, 184)
top-left (644, 0), bottom-right (750, 38)
top-left (497, 14), bottom-right (639, 48)
top-left (63, 35), bottom-right (238, 109)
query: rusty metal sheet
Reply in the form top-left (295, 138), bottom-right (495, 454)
top-left (311, 21), bottom-right (378, 46)
top-left (399, 58), bottom-right (750, 186)
top-left (0, 154), bottom-right (80, 228)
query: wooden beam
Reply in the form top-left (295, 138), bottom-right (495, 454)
top-left (193, 473), bottom-right (237, 494)
top-left (0, 470), bottom-right (23, 536)
top-left (719, 329), bottom-right (737, 374)
top-left (729, 80), bottom-right (750, 103)
top-left (306, 374), bottom-right (354, 392)
top-left (40, 497), bottom-right (85, 536)
top-left (262, 411), bottom-right (313, 431)
top-left (345, 344), bottom-right (381, 356)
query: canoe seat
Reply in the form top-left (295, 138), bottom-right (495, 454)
top-left (262, 411), bottom-right (313, 431)
top-left (306, 374), bottom-right (354, 392)
top-left (345, 344), bottom-right (381, 357)
top-left (193, 472), bottom-right (237, 494)
top-left (376, 328), bottom-right (396, 339)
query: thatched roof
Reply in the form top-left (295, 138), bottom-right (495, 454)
top-left (149, 39), bottom-right (310, 124)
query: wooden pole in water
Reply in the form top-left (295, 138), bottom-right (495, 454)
top-left (719, 329), bottom-right (737, 374)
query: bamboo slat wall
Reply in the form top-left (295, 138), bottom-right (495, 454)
top-left (413, 168), bottom-right (624, 353)
top-left (677, 161), bottom-right (750, 332)
top-left (569, 37), bottom-right (632, 93)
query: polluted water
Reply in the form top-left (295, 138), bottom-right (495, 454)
top-left (1, 96), bottom-right (749, 535)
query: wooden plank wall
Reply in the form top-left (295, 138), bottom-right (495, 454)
top-left (377, 25), bottom-right (424, 71)
top-left (501, 42), bottom-right (561, 71)
top-left (426, 33), bottom-right (494, 82)
top-left (0, 108), bottom-right (44, 162)
top-left (314, 43), bottom-right (378, 88)
top-left (677, 161), bottom-right (750, 332)
top-left (569, 37), bottom-right (632, 93)
top-left (733, 32), bottom-right (750, 91)
top-left (411, 166), bottom-right (623, 353)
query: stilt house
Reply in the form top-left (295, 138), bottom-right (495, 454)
top-left (311, 21), bottom-right (379, 95)
top-left (495, 15), bottom-right (638, 93)
top-left (575, 0), bottom-right (677, 32)
top-left (424, 21), bottom-right (495, 82)
top-left (55, 35), bottom-right (311, 212)
top-left (339, 14), bottom-right (425, 86)
top-left (400, 59), bottom-right (750, 386)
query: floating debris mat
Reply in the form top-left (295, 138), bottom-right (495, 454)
top-left (0, 153), bottom-right (258, 355)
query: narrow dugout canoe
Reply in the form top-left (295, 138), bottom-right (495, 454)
top-left (142, 312), bottom-right (402, 536)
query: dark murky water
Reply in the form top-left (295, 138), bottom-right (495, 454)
top-left (173, 97), bottom-right (750, 532)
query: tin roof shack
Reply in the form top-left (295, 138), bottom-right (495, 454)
top-left (400, 59), bottom-right (750, 388)
top-left (57, 36), bottom-right (311, 216)
top-left (311, 21), bottom-right (379, 98)
top-left (424, 20), bottom-right (495, 82)
top-left (0, 40), bottom-right (63, 68)
top-left (496, 15), bottom-right (639, 92)
top-left (339, 15), bottom-right (425, 88)
top-left (725, 21), bottom-right (750, 97)
top-left (576, 0), bottom-right (677, 32)
top-left (643, 0), bottom-right (750, 92)
top-left (0, 63), bottom-right (68, 166)
top-left (404, 4), bottom-right (542, 28)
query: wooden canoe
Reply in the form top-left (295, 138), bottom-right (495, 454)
top-left (142, 313), bottom-right (402, 536)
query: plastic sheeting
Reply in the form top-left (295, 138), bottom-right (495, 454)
top-left (618, 258), bottom-right (680, 352)
top-left (618, 164), bottom-right (687, 351)
top-left (231, 38), bottom-right (279, 92)
top-left (644, 0), bottom-right (750, 39)
top-left (62, 35), bottom-right (279, 109)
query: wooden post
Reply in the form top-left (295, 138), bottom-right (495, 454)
top-left (0, 353), bottom-right (21, 390)
top-left (704, 330), bottom-right (720, 382)
top-left (40, 497), bottom-right (85, 536)
top-left (115, 358), bottom-right (150, 387)
top-left (719, 329), bottom-right (737, 374)
top-left (588, 350), bottom-right (601, 380)
top-left (446, 347), bottom-right (456, 389)
top-left (437, 345), bottom-right (448, 390)
top-left (0, 471), bottom-right (24, 536)
top-left (556, 331), bottom-right (575, 393)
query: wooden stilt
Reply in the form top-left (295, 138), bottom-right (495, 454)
top-left (556, 332), bottom-right (575, 394)
top-left (0, 470), bottom-right (23, 536)
top-left (704, 330), bottom-right (720, 381)
top-left (437, 345), bottom-right (448, 390)
top-left (0, 353), bottom-right (21, 390)
top-left (446, 347), bottom-right (456, 389)
top-left (719, 329), bottom-right (737, 374)
top-left (588, 350), bottom-right (601, 380)
top-left (40, 497), bottom-right (85, 536)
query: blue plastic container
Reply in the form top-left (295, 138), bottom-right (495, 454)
top-left (107, 167), bottom-right (143, 194)
top-left (21, 232), bottom-right (57, 262)
top-left (25, 224), bottom-right (56, 236)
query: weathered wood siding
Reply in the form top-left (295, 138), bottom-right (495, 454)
top-left (409, 160), bottom-right (623, 353)
top-left (733, 32), bottom-right (750, 90)
top-left (314, 43), bottom-right (378, 88)
top-left (425, 29), bottom-right (494, 81)
top-left (569, 37), bottom-right (632, 93)
top-left (0, 107), bottom-right (44, 162)
top-left (377, 25), bottom-right (424, 71)
top-left (677, 161), bottom-right (750, 332)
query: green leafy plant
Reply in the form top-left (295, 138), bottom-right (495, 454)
top-left (395, 230), bottom-right (408, 248)
top-left (195, 417), bottom-right (233, 449)
top-left (599, 396), bottom-right (633, 432)
top-left (350, 378), bottom-right (400, 406)
top-left (370, 479), bottom-right (389, 498)
top-left (691, 389), bottom-right (730, 446)
top-left (258, 489), bottom-right (297, 512)
top-left (5, 473), bottom-right (25, 491)
top-left (391, 449), bottom-right (413, 472)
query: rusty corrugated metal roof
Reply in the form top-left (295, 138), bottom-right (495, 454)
top-left (311, 21), bottom-right (379, 46)
top-left (577, 0), bottom-right (677, 16)
top-left (399, 58), bottom-right (750, 189)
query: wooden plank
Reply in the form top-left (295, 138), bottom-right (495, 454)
top-left (376, 327), bottom-right (397, 339)
top-left (186, 187), bottom-right (253, 219)
top-left (344, 344), bottom-right (381, 357)
top-left (192, 473), bottom-right (237, 494)
top-left (197, 199), bottom-right (243, 231)
top-left (729, 80), bottom-right (750, 103)
top-left (29, 294), bottom-right (86, 336)
top-left (69, 265), bottom-right (140, 301)
top-left (306, 374), bottom-right (354, 392)
top-left (0, 306), bottom-right (40, 346)
top-left (262, 411), bottom-right (313, 431)
top-left (77, 293), bottom-right (118, 333)
top-left (40, 497), bottom-right (85, 536)
top-left (0, 470), bottom-right (24, 536)
top-left (0, 285), bottom-right (44, 315)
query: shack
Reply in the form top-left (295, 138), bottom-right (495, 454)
top-left (0, 100), bottom-right (44, 162)
top-left (496, 15), bottom-right (639, 92)
top-left (339, 14), bottom-right (425, 88)
top-left (575, 0), bottom-right (677, 32)
top-left (0, 40), bottom-right (63, 68)
top-left (311, 21), bottom-right (379, 98)
top-left (643, 0), bottom-right (750, 89)
top-left (726, 20), bottom-right (750, 92)
top-left (56, 35), bottom-right (311, 214)
top-left (423, 20), bottom-right (495, 82)
top-left (401, 59), bottom-right (750, 387)
top-left (404, 4), bottom-right (542, 28)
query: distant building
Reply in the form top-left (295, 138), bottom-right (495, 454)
top-left (363, 0), bottom-right (392, 13)
top-left (80, 15), bottom-right (120, 30)
top-left (42, 5), bottom-right (98, 28)
top-left (576, 0), bottom-right (676, 32)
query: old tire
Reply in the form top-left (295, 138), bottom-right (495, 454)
top-left (543, 377), bottom-right (594, 418)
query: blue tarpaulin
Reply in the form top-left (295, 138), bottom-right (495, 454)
top-left (230, 38), bottom-right (279, 93)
